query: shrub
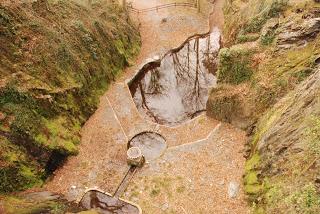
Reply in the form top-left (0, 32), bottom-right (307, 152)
top-left (217, 47), bottom-right (254, 84)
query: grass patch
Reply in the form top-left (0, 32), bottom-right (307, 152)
top-left (260, 30), bottom-right (276, 46)
top-left (237, 33), bottom-right (260, 43)
top-left (307, 116), bottom-right (320, 156)
top-left (285, 184), bottom-right (320, 213)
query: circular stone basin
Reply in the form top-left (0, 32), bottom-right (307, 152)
top-left (128, 132), bottom-right (166, 161)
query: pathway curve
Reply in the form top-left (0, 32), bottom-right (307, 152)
top-left (46, 0), bottom-right (249, 213)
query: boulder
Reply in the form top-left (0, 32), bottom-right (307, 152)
top-left (228, 181), bottom-right (240, 198)
top-left (206, 84), bottom-right (255, 130)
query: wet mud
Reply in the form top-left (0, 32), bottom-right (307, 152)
top-left (129, 28), bottom-right (221, 126)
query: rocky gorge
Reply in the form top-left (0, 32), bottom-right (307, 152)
top-left (206, 0), bottom-right (320, 212)
top-left (0, 0), bottom-right (320, 213)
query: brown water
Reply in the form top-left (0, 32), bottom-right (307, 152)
top-left (80, 190), bottom-right (140, 214)
top-left (128, 132), bottom-right (166, 161)
top-left (129, 28), bottom-right (221, 126)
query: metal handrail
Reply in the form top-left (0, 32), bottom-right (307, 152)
top-left (128, 2), bottom-right (197, 13)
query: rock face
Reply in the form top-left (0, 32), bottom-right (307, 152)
top-left (207, 0), bottom-right (320, 212)
top-left (277, 18), bottom-right (320, 49)
top-left (207, 2), bottom-right (320, 132)
top-left (246, 68), bottom-right (320, 213)
top-left (0, 0), bottom-right (140, 193)
top-left (257, 68), bottom-right (320, 174)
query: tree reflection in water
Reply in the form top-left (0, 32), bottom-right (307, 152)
top-left (129, 28), bottom-right (221, 126)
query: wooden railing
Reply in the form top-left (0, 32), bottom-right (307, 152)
top-left (128, 2), bottom-right (197, 13)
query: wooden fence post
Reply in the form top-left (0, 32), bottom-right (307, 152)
top-left (122, 0), bottom-right (127, 11)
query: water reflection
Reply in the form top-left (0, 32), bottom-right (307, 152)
top-left (128, 132), bottom-right (166, 161)
top-left (80, 190), bottom-right (140, 214)
top-left (129, 28), bottom-right (221, 126)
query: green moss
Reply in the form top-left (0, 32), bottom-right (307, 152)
top-left (245, 184), bottom-right (263, 195)
top-left (244, 152), bottom-right (263, 198)
top-left (307, 116), bottom-right (320, 156)
top-left (0, 0), bottom-right (141, 193)
top-left (244, 171), bottom-right (259, 185)
top-left (252, 38), bottom-right (320, 112)
top-left (293, 68), bottom-right (314, 83)
top-left (237, 33), bottom-right (260, 43)
top-left (260, 30), bottom-right (275, 46)
top-left (264, 184), bottom-right (282, 205)
top-left (243, 0), bottom-right (287, 34)
top-left (244, 153), bottom-right (260, 175)
top-left (0, 136), bottom-right (43, 193)
top-left (0, 166), bottom-right (42, 193)
top-left (220, 0), bottom-right (320, 213)
top-left (223, 0), bottom-right (288, 45)
top-left (35, 116), bottom-right (80, 155)
top-left (243, 16), bottom-right (268, 34)
top-left (251, 106), bottom-right (282, 149)
top-left (217, 47), bottom-right (254, 84)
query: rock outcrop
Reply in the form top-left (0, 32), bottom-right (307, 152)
top-left (0, 0), bottom-right (140, 193)
top-left (277, 18), bottom-right (320, 49)
top-left (206, 0), bottom-right (320, 212)
top-left (207, 0), bottom-right (320, 131)
top-left (246, 68), bottom-right (320, 213)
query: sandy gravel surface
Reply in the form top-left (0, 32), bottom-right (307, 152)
top-left (124, 123), bottom-right (248, 214)
top-left (46, 0), bottom-right (249, 213)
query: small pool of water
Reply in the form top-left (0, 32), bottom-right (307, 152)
top-left (80, 190), bottom-right (140, 214)
top-left (129, 28), bottom-right (221, 126)
top-left (128, 132), bottom-right (166, 161)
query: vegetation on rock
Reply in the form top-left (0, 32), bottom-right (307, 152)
top-left (207, 0), bottom-right (320, 129)
top-left (247, 69), bottom-right (320, 213)
top-left (0, 0), bottom-right (140, 193)
top-left (207, 0), bottom-right (320, 212)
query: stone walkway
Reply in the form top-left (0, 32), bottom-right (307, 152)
top-left (46, 0), bottom-right (249, 213)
